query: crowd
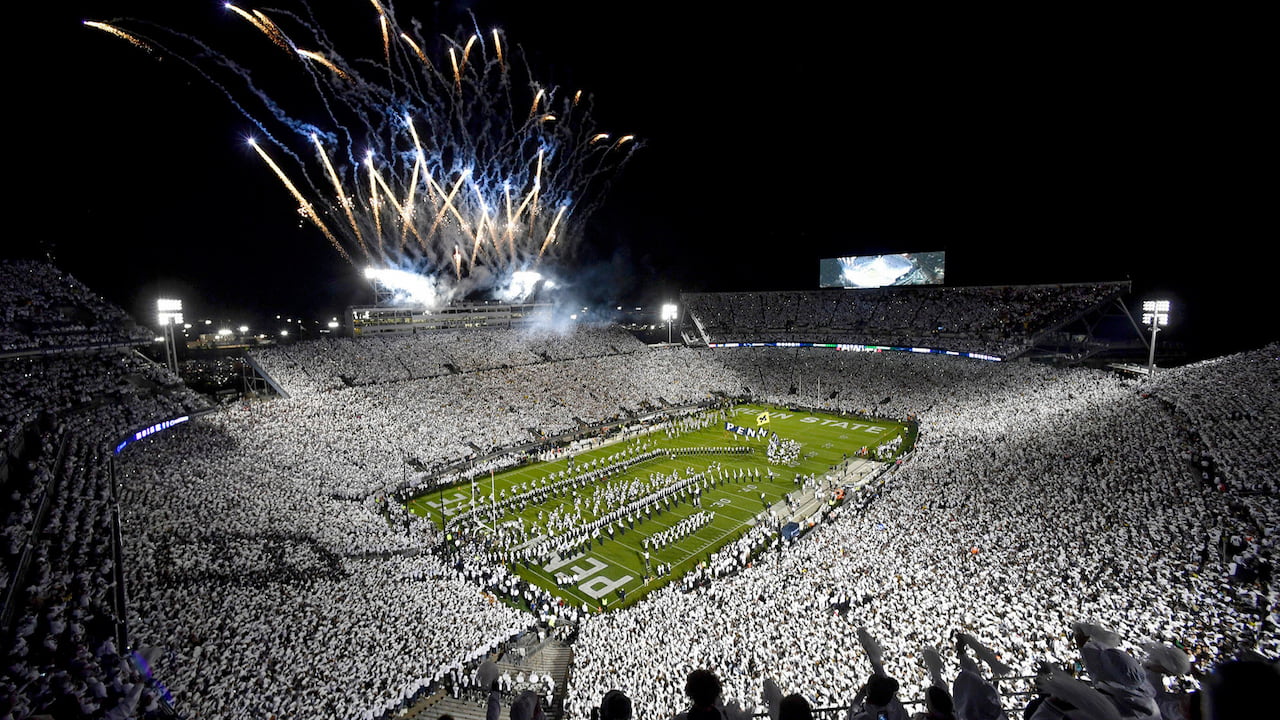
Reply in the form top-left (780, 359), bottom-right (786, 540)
top-left (1, 261), bottom-right (1275, 720)
top-left (1, 262), bottom-right (216, 719)
top-left (581, 627), bottom-right (1272, 720)
top-left (681, 282), bottom-right (1127, 358)
top-left (563, 343), bottom-right (1280, 718)
top-left (108, 341), bottom-right (1280, 719)
top-left (250, 324), bottom-right (647, 392)
top-left (0, 260), bottom-right (153, 353)
top-left (237, 342), bottom-right (746, 499)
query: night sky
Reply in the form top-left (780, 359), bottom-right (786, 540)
top-left (29, 2), bottom-right (1271, 362)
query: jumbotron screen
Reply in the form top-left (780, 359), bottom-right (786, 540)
top-left (819, 251), bottom-right (946, 288)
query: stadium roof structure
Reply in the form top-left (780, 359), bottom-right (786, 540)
top-left (1016, 283), bottom-right (1173, 366)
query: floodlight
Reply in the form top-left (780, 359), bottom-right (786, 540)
top-left (156, 298), bottom-right (183, 326)
top-left (1141, 299), bottom-right (1171, 376)
top-left (156, 298), bottom-right (184, 374)
top-left (1142, 299), bottom-right (1170, 327)
top-left (661, 303), bottom-right (678, 343)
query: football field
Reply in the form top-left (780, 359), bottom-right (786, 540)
top-left (405, 403), bottom-right (907, 609)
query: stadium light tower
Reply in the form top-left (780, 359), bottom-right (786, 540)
top-left (364, 266), bottom-right (395, 306)
top-left (156, 298), bottom-right (183, 374)
top-left (1142, 299), bottom-right (1170, 376)
top-left (661, 303), bottom-right (678, 344)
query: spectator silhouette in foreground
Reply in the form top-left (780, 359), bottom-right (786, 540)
top-left (673, 669), bottom-right (753, 720)
top-left (917, 647), bottom-right (956, 720)
top-left (780, 693), bottom-right (814, 720)
top-left (762, 676), bottom-right (814, 720)
top-left (952, 633), bottom-right (1009, 720)
top-left (1071, 622), bottom-right (1157, 719)
top-left (1139, 641), bottom-right (1191, 720)
top-left (848, 673), bottom-right (907, 720)
top-left (676, 669), bottom-right (726, 720)
top-left (593, 689), bottom-right (633, 720)
top-left (510, 690), bottom-right (544, 720)
top-left (1026, 663), bottom-right (1123, 720)
top-left (1199, 656), bottom-right (1279, 720)
top-left (848, 628), bottom-right (908, 720)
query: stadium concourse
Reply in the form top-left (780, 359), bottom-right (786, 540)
top-left (0, 259), bottom-right (1275, 719)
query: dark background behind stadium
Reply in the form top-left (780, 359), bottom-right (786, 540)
top-left (25, 1), bottom-right (1272, 363)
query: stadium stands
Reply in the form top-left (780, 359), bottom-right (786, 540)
top-left (1, 260), bottom-right (214, 718)
top-left (0, 260), bottom-right (153, 354)
top-left (249, 325), bottom-right (649, 393)
top-left (681, 283), bottom-right (1129, 359)
top-left (564, 343), bottom-right (1280, 717)
top-left (0, 260), bottom-right (1274, 719)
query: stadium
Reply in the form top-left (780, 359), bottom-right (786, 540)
top-left (14, 1), bottom-right (1274, 717)
top-left (1, 257), bottom-right (1276, 720)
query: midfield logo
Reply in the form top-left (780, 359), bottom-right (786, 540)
top-left (544, 552), bottom-right (634, 599)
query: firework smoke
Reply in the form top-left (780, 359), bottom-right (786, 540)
top-left (86, 1), bottom-right (639, 307)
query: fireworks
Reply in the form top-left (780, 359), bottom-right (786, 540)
top-left (86, 2), bottom-right (638, 305)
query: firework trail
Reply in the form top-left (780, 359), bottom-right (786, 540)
top-left (85, 1), bottom-right (639, 305)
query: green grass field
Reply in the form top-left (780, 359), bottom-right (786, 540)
top-left (405, 403), bottom-right (905, 609)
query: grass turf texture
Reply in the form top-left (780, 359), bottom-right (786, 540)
top-left (405, 404), bottom-right (905, 610)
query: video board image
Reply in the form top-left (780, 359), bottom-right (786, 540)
top-left (819, 251), bottom-right (946, 288)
